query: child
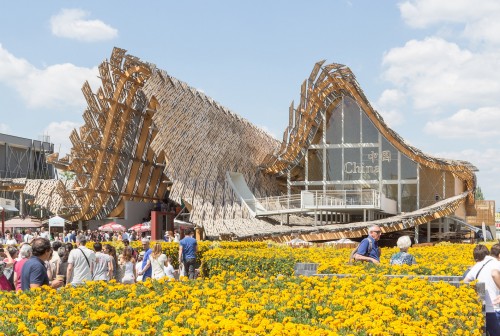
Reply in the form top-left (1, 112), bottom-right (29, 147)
top-left (165, 256), bottom-right (175, 279)
top-left (135, 252), bottom-right (144, 282)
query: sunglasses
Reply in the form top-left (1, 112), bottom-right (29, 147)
top-left (371, 230), bottom-right (381, 234)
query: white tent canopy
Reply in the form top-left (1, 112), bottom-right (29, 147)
top-left (48, 216), bottom-right (65, 228)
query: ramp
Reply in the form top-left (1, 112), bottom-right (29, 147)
top-left (226, 172), bottom-right (267, 217)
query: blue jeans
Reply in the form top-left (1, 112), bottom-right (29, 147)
top-left (184, 258), bottom-right (196, 279)
top-left (487, 312), bottom-right (500, 336)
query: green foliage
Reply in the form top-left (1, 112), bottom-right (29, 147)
top-left (475, 186), bottom-right (485, 200)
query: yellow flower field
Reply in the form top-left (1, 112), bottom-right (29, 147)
top-left (200, 242), bottom-right (477, 278)
top-left (0, 242), bottom-right (485, 335)
top-left (0, 274), bottom-right (482, 335)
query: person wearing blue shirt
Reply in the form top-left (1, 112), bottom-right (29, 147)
top-left (21, 238), bottom-right (64, 290)
top-left (179, 228), bottom-right (198, 279)
top-left (141, 238), bottom-right (153, 280)
top-left (354, 225), bottom-right (382, 264)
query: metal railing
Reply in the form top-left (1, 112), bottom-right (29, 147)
top-left (245, 189), bottom-right (381, 215)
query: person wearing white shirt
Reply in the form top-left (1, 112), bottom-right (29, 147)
top-left (135, 252), bottom-right (144, 282)
top-left (5, 233), bottom-right (17, 245)
top-left (66, 235), bottom-right (96, 285)
top-left (40, 227), bottom-right (50, 240)
top-left (164, 256), bottom-right (175, 279)
top-left (24, 229), bottom-right (34, 243)
top-left (464, 245), bottom-right (500, 336)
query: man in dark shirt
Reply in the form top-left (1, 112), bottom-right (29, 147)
top-left (179, 228), bottom-right (198, 279)
top-left (21, 238), bottom-right (64, 290)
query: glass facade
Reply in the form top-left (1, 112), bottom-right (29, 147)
top-left (294, 95), bottom-right (421, 214)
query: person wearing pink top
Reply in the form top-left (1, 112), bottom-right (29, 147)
top-left (14, 244), bottom-right (32, 291)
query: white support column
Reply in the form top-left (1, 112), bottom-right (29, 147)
top-left (305, 150), bottom-right (309, 191)
top-left (427, 221), bottom-right (431, 242)
top-left (414, 224), bottom-right (419, 244)
top-left (19, 192), bottom-right (24, 217)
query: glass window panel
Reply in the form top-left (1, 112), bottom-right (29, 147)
top-left (361, 147), bottom-right (380, 180)
top-left (343, 97), bottom-right (360, 143)
top-left (364, 184), bottom-right (380, 192)
top-left (325, 149), bottom-right (342, 181)
top-left (401, 154), bottom-right (417, 180)
top-left (362, 113), bottom-right (378, 143)
top-left (343, 148), bottom-right (361, 181)
top-left (383, 184), bottom-right (398, 201)
top-left (307, 149), bottom-right (322, 182)
top-left (381, 138), bottom-right (398, 180)
top-left (325, 102), bottom-right (342, 144)
top-left (325, 184), bottom-right (342, 191)
top-left (401, 184), bottom-right (418, 212)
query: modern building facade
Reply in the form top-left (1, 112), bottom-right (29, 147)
top-left (0, 133), bottom-right (55, 218)
top-left (22, 48), bottom-right (482, 241)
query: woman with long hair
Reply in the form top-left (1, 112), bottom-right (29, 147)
top-left (139, 243), bottom-right (167, 280)
top-left (120, 247), bottom-right (136, 284)
top-left (103, 244), bottom-right (120, 281)
top-left (55, 247), bottom-right (69, 285)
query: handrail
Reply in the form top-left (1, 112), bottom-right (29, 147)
top-left (247, 189), bottom-right (382, 215)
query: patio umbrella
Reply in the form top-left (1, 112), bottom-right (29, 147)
top-left (98, 222), bottom-right (126, 232)
top-left (129, 223), bottom-right (151, 233)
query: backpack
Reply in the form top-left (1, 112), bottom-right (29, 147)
top-left (348, 239), bottom-right (373, 264)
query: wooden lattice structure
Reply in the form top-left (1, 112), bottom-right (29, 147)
top-left (40, 49), bottom-right (168, 221)
top-left (24, 48), bottom-right (478, 241)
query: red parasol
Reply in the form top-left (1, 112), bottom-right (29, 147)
top-left (129, 223), bottom-right (151, 233)
top-left (98, 222), bottom-right (126, 232)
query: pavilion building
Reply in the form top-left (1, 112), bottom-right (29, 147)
top-left (18, 48), bottom-right (488, 242)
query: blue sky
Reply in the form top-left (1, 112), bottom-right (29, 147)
top-left (0, 1), bottom-right (499, 208)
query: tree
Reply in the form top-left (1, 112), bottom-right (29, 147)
top-left (475, 186), bottom-right (485, 200)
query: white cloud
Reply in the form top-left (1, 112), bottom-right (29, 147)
top-left (399, 0), bottom-right (500, 45)
top-left (463, 17), bottom-right (500, 45)
top-left (44, 121), bottom-right (80, 156)
top-left (424, 107), bottom-right (500, 139)
top-left (0, 123), bottom-right (10, 134)
top-left (399, 0), bottom-right (500, 28)
top-left (381, 37), bottom-right (500, 111)
top-left (50, 9), bottom-right (118, 42)
top-left (0, 44), bottom-right (100, 109)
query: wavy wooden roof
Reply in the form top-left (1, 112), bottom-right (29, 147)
top-left (259, 61), bottom-right (477, 204)
top-left (23, 48), bottom-right (477, 239)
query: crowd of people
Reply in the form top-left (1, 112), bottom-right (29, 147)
top-left (0, 227), bottom-right (182, 245)
top-left (0, 227), bottom-right (198, 291)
